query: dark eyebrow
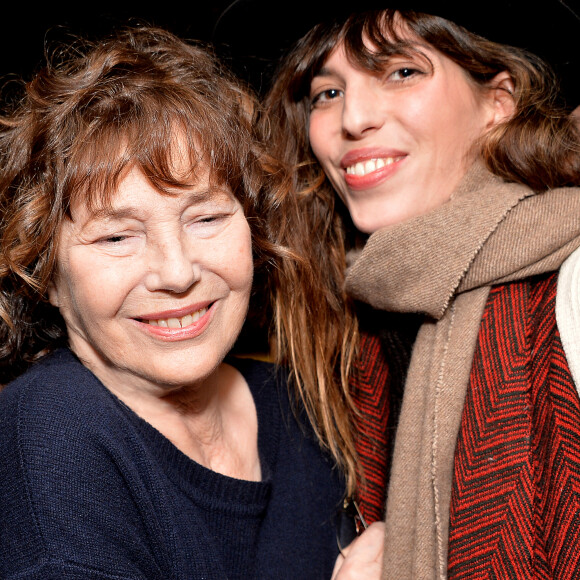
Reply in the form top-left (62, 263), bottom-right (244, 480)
top-left (312, 66), bottom-right (334, 79)
top-left (311, 45), bottom-right (433, 83)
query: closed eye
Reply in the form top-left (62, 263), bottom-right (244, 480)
top-left (186, 213), bottom-right (233, 238)
top-left (102, 235), bottom-right (129, 243)
top-left (92, 233), bottom-right (139, 255)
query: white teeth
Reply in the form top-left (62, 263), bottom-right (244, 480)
top-left (146, 307), bottom-right (208, 329)
top-left (346, 157), bottom-right (397, 176)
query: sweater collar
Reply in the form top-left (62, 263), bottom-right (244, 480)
top-left (345, 163), bottom-right (580, 319)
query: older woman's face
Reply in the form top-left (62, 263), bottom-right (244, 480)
top-left (308, 42), bottom-right (499, 233)
top-left (48, 165), bottom-right (253, 396)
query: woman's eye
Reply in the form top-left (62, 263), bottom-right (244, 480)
top-left (187, 213), bottom-right (231, 238)
top-left (192, 214), bottom-right (224, 226)
top-left (389, 67), bottom-right (420, 81)
top-left (92, 233), bottom-right (138, 254)
top-left (99, 235), bottom-right (129, 244)
top-left (311, 88), bottom-right (344, 107)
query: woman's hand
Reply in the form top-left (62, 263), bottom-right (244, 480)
top-left (331, 521), bottom-right (385, 580)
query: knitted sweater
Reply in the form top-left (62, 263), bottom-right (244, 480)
top-left (0, 348), bottom-right (343, 579)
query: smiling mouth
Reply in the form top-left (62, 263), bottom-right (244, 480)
top-left (345, 157), bottom-right (403, 176)
top-left (142, 306), bottom-right (209, 329)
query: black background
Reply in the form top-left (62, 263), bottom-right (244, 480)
top-left (0, 2), bottom-right (272, 92)
top-left (2, 1), bottom-right (579, 106)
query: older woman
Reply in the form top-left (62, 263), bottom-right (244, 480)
top-left (0, 25), bottom-right (356, 579)
top-left (217, 0), bottom-right (580, 577)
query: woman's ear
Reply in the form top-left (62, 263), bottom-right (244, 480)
top-left (47, 281), bottom-right (60, 308)
top-left (486, 71), bottom-right (516, 127)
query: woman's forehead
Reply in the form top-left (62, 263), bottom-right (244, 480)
top-left (314, 31), bottom-right (433, 80)
top-left (69, 161), bottom-right (230, 216)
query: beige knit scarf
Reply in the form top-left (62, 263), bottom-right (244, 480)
top-left (345, 164), bottom-right (580, 580)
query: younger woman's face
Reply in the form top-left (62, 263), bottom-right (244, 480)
top-left (308, 39), bottom-right (500, 233)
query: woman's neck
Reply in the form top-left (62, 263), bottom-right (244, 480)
top-left (105, 362), bottom-right (261, 481)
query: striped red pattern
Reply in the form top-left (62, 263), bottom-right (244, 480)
top-left (449, 273), bottom-right (580, 578)
top-left (350, 330), bottom-right (391, 524)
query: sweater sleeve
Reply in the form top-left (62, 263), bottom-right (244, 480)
top-left (0, 354), bottom-right (168, 579)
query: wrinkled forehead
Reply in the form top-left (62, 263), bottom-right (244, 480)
top-left (66, 166), bottom-right (237, 227)
top-left (66, 126), bottom-right (223, 214)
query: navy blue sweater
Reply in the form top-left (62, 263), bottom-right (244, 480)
top-left (0, 349), bottom-right (343, 579)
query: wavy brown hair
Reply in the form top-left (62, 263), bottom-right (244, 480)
top-left (263, 9), bottom-right (580, 496)
top-left (0, 26), bottom-right (296, 385)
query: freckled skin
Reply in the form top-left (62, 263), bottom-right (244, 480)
top-left (48, 165), bottom-right (254, 401)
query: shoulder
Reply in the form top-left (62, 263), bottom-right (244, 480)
top-left (482, 273), bottom-right (560, 361)
top-left (2, 347), bottom-right (97, 397)
top-left (0, 348), bottom-right (117, 441)
top-left (0, 347), bottom-right (137, 503)
top-left (488, 271), bottom-right (559, 310)
top-left (0, 350), bottom-right (163, 577)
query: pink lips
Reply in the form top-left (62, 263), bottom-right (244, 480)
top-left (135, 301), bottom-right (215, 342)
top-left (341, 148), bottom-right (407, 191)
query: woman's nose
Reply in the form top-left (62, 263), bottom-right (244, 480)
top-left (144, 238), bottom-right (201, 294)
top-left (341, 83), bottom-right (384, 139)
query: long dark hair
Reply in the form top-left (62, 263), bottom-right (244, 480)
top-left (263, 9), bottom-right (580, 495)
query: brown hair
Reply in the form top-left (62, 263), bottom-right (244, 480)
top-left (0, 26), bottom-right (292, 384)
top-left (263, 9), bottom-right (580, 495)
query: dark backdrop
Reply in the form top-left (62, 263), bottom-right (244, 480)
top-left (0, 2), bottom-right (273, 92)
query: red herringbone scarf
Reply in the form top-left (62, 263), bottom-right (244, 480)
top-left (350, 330), bottom-right (391, 524)
top-left (349, 308), bottom-right (420, 524)
top-left (449, 273), bottom-right (580, 578)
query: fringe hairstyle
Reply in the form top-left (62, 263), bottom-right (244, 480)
top-left (0, 26), bottom-right (295, 385)
top-left (263, 9), bottom-right (580, 496)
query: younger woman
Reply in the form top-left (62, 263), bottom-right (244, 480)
top-left (262, 2), bottom-right (580, 577)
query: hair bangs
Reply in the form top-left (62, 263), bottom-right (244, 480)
top-left (62, 88), bottom-right (247, 215)
top-left (291, 10), bottom-right (432, 101)
top-left (343, 9), bottom-right (429, 72)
